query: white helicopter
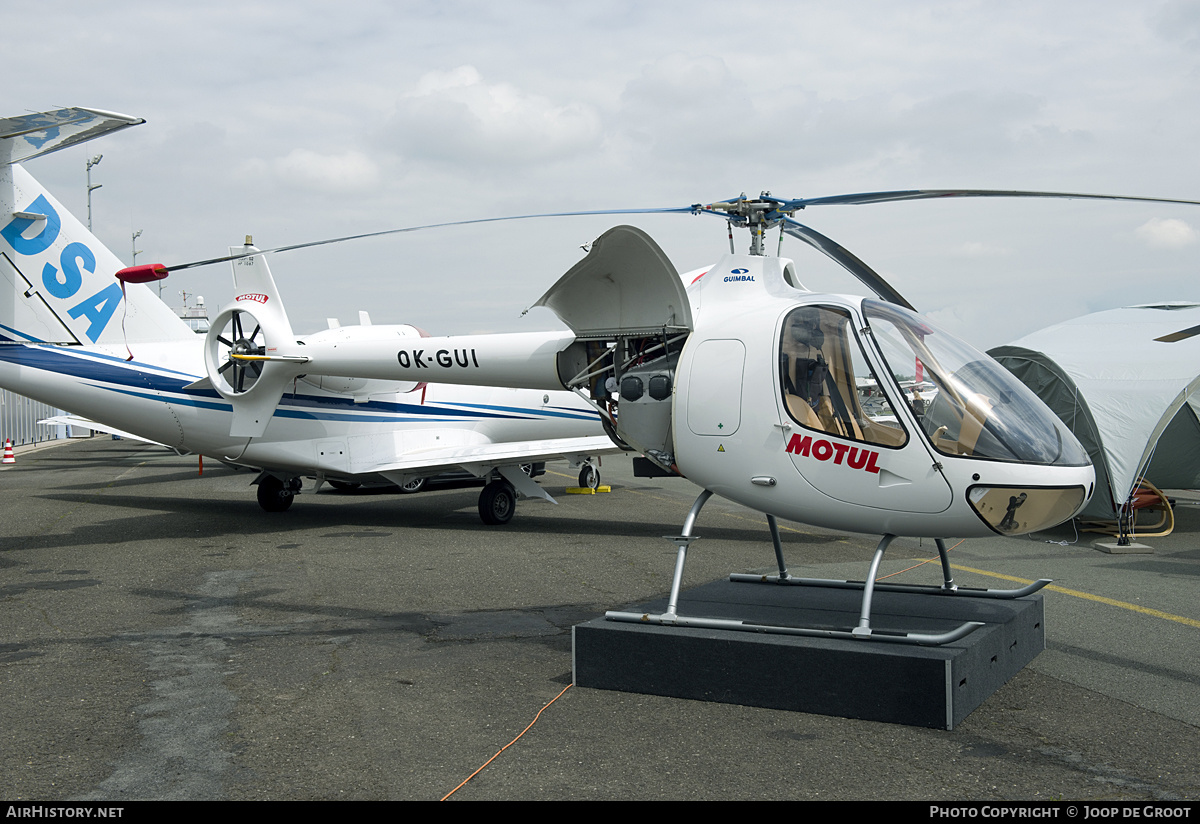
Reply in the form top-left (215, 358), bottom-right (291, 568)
top-left (144, 183), bottom-right (1200, 646)
top-left (0, 107), bottom-right (617, 524)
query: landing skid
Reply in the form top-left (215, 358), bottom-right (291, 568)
top-left (605, 490), bottom-right (1050, 646)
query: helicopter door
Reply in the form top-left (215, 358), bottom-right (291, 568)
top-left (776, 305), bottom-right (952, 514)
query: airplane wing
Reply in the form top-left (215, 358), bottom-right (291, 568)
top-left (365, 434), bottom-right (617, 476)
top-left (356, 434), bottom-right (621, 503)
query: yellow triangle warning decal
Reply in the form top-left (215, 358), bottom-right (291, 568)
top-left (717, 444), bottom-right (725, 452)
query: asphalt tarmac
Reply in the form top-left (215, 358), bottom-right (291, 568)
top-left (2, 438), bottom-right (1198, 801)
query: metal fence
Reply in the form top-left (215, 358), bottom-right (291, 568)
top-left (0, 388), bottom-right (65, 447)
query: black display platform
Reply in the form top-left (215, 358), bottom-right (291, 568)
top-left (572, 578), bottom-right (1045, 729)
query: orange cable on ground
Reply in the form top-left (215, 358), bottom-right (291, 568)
top-left (875, 539), bottom-right (964, 581)
top-left (441, 683), bottom-right (573, 801)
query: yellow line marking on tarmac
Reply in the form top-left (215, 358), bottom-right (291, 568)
top-left (950, 564), bottom-right (1200, 629)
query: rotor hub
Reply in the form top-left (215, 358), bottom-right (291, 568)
top-left (698, 192), bottom-right (800, 255)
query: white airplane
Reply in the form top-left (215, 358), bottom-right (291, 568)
top-left (0, 107), bottom-right (616, 524)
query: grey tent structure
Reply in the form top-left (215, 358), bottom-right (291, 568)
top-left (989, 303), bottom-right (1200, 520)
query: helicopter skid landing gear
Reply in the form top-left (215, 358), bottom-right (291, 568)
top-left (605, 491), bottom-right (1008, 646)
top-left (728, 535), bottom-right (1052, 601)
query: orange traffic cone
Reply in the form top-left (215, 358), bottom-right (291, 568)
top-left (2, 438), bottom-right (14, 464)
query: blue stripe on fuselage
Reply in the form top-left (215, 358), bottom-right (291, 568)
top-left (0, 341), bottom-right (600, 424)
top-left (450, 401), bottom-right (600, 421)
top-left (0, 341), bottom-right (198, 392)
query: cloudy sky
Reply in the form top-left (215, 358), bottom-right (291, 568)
top-left (10, 0), bottom-right (1200, 348)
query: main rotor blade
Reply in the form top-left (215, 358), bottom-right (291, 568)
top-left (157, 206), bottom-right (698, 273)
top-left (788, 189), bottom-right (1200, 209)
top-left (780, 217), bottom-right (915, 310)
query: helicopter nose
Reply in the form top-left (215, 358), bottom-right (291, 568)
top-left (966, 480), bottom-right (1090, 535)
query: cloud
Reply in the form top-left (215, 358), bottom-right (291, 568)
top-left (950, 240), bottom-right (1011, 257)
top-left (1135, 217), bottom-right (1198, 249)
top-left (388, 65), bottom-right (601, 165)
top-left (270, 149), bottom-right (381, 194)
top-left (614, 54), bottom-right (754, 167)
top-left (238, 149), bottom-right (381, 196)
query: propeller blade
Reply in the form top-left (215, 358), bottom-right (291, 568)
top-left (785, 189), bottom-right (1200, 209)
top-left (116, 188), bottom-right (1200, 282)
top-left (780, 217), bottom-right (915, 310)
top-left (151, 206), bottom-right (700, 273)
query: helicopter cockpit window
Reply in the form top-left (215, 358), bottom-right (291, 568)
top-left (863, 300), bottom-right (1090, 467)
top-left (779, 306), bottom-right (907, 448)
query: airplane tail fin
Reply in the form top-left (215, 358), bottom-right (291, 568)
top-left (0, 107), bottom-right (195, 347)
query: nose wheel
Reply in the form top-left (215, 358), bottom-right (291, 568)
top-left (578, 463), bottom-right (600, 490)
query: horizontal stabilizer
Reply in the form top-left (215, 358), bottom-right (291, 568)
top-left (38, 415), bottom-right (167, 447)
top-left (1, 108), bottom-right (144, 165)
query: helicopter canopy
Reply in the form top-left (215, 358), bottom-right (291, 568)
top-left (864, 301), bottom-right (1090, 469)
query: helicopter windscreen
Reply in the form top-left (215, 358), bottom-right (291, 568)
top-left (863, 300), bottom-right (1090, 467)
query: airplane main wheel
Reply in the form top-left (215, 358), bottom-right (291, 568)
top-left (398, 477), bottom-right (427, 494)
top-left (257, 475), bottom-right (295, 512)
top-left (578, 464), bottom-right (600, 490)
top-left (478, 480), bottom-right (517, 525)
